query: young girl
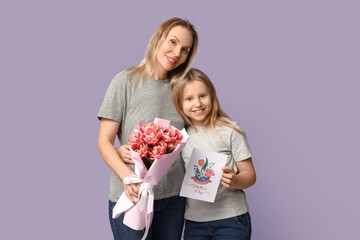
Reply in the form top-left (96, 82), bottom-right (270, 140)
top-left (97, 18), bottom-right (198, 240)
top-left (171, 68), bottom-right (256, 240)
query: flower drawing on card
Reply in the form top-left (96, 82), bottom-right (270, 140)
top-left (180, 148), bottom-right (227, 203)
top-left (191, 158), bottom-right (215, 185)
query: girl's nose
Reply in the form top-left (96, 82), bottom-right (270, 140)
top-left (194, 98), bottom-right (202, 106)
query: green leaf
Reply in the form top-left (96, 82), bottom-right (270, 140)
top-left (166, 146), bottom-right (175, 154)
top-left (195, 167), bottom-right (200, 178)
top-left (202, 157), bottom-right (208, 171)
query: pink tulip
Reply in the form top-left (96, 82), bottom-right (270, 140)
top-left (143, 133), bottom-right (160, 145)
top-left (136, 143), bottom-right (149, 158)
top-left (198, 159), bottom-right (205, 166)
top-left (128, 121), bottom-right (184, 168)
top-left (205, 168), bottom-right (215, 177)
top-left (174, 129), bottom-right (183, 141)
top-left (141, 123), bottom-right (161, 135)
top-left (162, 128), bottom-right (183, 143)
top-left (128, 132), bottom-right (143, 150)
top-left (161, 128), bottom-right (175, 143)
top-left (149, 142), bottom-right (167, 160)
top-left (141, 124), bottom-right (162, 145)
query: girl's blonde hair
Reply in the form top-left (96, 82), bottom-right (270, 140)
top-left (171, 68), bottom-right (243, 135)
top-left (125, 17), bottom-right (198, 82)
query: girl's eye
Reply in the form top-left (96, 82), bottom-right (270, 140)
top-left (170, 39), bottom-right (176, 45)
top-left (200, 95), bottom-right (206, 98)
top-left (186, 98), bottom-right (192, 101)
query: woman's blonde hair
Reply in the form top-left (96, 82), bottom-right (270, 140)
top-left (171, 68), bottom-right (243, 135)
top-left (125, 17), bottom-right (198, 83)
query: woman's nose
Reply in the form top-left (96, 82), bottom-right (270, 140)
top-left (173, 46), bottom-right (181, 57)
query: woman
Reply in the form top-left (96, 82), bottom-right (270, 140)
top-left (97, 17), bottom-right (198, 240)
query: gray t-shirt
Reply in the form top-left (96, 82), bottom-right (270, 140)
top-left (98, 71), bottom-right (185, 201)
top-left (182, 120), bottom-right (252, 222)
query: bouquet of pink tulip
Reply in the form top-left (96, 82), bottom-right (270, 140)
top-left (112, 118), bottom-right (188, 240)
top-left (128, 122), bottom-right (184, 169)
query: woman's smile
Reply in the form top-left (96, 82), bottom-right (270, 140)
top-left (166, 55), bottom-right (177, 65)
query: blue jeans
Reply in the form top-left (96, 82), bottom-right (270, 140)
top-left (109, 195), bottom-right (185, 240)
top-left (184, 212), bottom-right (252, 240)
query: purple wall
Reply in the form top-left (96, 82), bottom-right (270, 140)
top-left (1, 0), bottom-right (359, 239)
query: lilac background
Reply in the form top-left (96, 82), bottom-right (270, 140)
top-left (1, 0), bottom-right (359, 239)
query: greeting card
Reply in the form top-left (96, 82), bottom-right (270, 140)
top-left (180, 148), bottom-right (227, 202)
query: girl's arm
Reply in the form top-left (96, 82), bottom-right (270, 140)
top-left (221, 157), bottom-right (256, 190)
top-left (98, 118), bottom-right (139, 202)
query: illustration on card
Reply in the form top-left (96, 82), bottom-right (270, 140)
top-left (191, 158), bottom-right (215, 185)
top-left (180, 148), bottom-right (227, 202)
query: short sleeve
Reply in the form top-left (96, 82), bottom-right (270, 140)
top-left (230, 124), bottom-right (252, 161)
top-left (97, 73), bottom-right (127, 123)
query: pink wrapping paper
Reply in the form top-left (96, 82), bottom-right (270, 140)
top-left (112, 118), bottom-right (188, 238)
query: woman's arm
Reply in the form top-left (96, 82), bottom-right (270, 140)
top-left (98, 118), bottom-right (139, 202)
top-left (221, 157), bottom-right (256, 190)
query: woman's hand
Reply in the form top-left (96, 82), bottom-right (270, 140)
top-left (116, 144), bottom-right (133, 164)
top-left (124, 179), bottom-right (141, 203)
top-left (114, 145), bottom-right (138, 202)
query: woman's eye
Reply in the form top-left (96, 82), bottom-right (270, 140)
top-left (170, 39), bottom-right (176, 45)
top-left (182, 48), bottom-right (189, 54)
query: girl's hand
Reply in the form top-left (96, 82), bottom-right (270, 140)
top-left (221, 166), bottom-right (236, 188)
top-left (221, 158), bottom-right (256, 190)
top-left (116, 144), bottom-right (133, 164)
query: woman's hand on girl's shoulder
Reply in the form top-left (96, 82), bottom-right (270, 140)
top-left (116, 144), bottom-right (133, 164)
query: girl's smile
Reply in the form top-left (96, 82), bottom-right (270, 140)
top-left (192, 108), bottom-right (206, 113)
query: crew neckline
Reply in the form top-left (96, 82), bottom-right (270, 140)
top-left (146, 76), bottom-right (170, 82)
